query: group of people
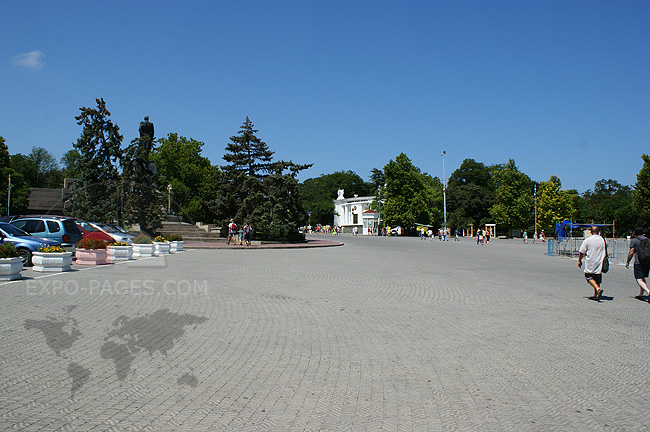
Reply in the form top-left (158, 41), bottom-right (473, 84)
top-left (523, 230), bottom-right (545, 244)
top-left (226, 219), bottom-right (253, 246)
top-left (578, 226), bottom-right (650, 302)
top-left (476, 228), bottom-right (491, 245)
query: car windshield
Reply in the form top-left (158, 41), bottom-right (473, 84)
top-left (97, 224), bottom-right (121, 234)
top-left (77, 221), bottom-right (99, 232)
top-left (0, 223), bottom-right (30, 237)
top-left (110, 225), bottom-right (128, 234)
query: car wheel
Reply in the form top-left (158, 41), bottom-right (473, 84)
top-left (17, 248), bottom-right (32, 266)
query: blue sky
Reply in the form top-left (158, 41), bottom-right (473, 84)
top-left (1, 1), bottom-right (648, 193)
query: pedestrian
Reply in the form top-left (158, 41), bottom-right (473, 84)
top-left (523, 230), bottom-right (528, 244)
top-left (238, 226), bottom-right (244, 245)
top-left (540, 230), bottom-right (545, 242)
top-left (625, 227), bottom-right (650, 301)
top-left (420, 227), bottom-right (425, 240)
top-left (485, 229), bottom-right (490, 245)
top-left (454, 228), bottom-right (459, 241)
top-left (476, 228), bottom-right (482, 245)
top-left (227, 219), bottom-right (237, 245)
top-left (243, 223), bottom-right (252, 246)
top-left (578, 226), bottom-right (606, 301)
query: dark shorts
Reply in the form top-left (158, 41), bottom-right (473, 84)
top-left (634, 262), bottom-right (650, 279)
top-left (584, 273), bottom-right (602, 285)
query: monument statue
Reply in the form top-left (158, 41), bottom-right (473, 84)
top-left (138, 116), bottom-right (155, 158)
top-left (337, 189), bottom-right (345, 200)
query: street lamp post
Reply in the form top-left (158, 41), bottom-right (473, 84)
top-left (534, 184), bottom-right (537, 241)
top-left (377, 186), bottom-right (382, 233)
top-left (167, 184), bottom-right (172, 214)
top-left (441, 151), bottom-right (447, 239)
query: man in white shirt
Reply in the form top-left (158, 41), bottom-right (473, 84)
top-left (578, 226), bottom-right (607, 301)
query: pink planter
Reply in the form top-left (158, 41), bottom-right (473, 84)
top-left (75, 248), bottom-right (108, 265)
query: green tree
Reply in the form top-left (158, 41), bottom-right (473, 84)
top-left (61, 149), bottom-right (82, 178)
top-left (537, 175), bottom-right (576, 233)
top-left (11, 147), bottom-right (64, 188)
top-left (152, 133), bottom-right (219, 222)
top-left (70, 98), bottom-right (122, 222)
top-left (121, 137), bottom-right (164, 235)
top-left (0, 137), bottom-right (32, 215)
top-left (299, 171), bottom-right (371, 226)
top-left (632, 154), bottom-right (650, 226)
top-left (489, 159), bottom-right (534, 234)
top-left (368, 167), bottom-right (385, 192)
top-left (382, 153), bottom-right (442, 228)
top-left (446, 159), bottom-right (495, 232)
top-left (578, 179), bottom-right (638, 234)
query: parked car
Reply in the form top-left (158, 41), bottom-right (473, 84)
top-left (74, 220), bottom-right (114, 243)
top-left (88, 222), bottom-right (136, 244)
top-left (0, 222), bottom-right (61, 265)
top-left (10, 216), bottom-right (82, 252)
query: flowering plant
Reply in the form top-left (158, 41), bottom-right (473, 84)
top-left (165, 234), bottom-right (183, 241)
top-left (38, 245), bottom-right (67, 253)
top-left (0, 242), bottom-right (19, 258)
top-left (110, 241), bottom-right (129, 246)
top-left (76, 238), bottom-right (109, 250)
top-left (153, 235), bottom-right (167, 243)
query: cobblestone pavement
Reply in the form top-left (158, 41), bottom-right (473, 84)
top-left (1, 236), bottom-right (648, 431)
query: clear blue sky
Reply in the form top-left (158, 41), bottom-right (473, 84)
top-left (1, 1), bottom-right (648, 193)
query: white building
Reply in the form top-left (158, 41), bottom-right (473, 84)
top-left (333, 189), bottom-right (380, 235)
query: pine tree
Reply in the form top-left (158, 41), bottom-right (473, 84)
top-left (71, 98), bottom-right (122, 222)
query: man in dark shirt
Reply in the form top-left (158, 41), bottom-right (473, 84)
top-left (625, 227), bottom-right (650, 301)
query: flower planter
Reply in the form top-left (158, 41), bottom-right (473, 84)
top-left (75, 248), bottom-right (108, 265)
top-left (32, 252), bottom-right (73, 272)
top-left (132, 244), bottom-right (155, 258)
top-left (170, 241), bottom-right (184, 253)
top-left (107, 245), bottom-right (133, 262)
top-left (154, 242), bottom-right (171, 256)
top-left (0, 257), bottom-right (23, 280)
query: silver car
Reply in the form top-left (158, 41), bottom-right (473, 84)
top-left (89, 223), bottom-right (136, 243)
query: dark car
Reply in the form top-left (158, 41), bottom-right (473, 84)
top-left (0, 222), bottom-right (61, 265)
top-left (10, 216), bottom-right (82, 252)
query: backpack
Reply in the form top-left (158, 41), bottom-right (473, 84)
top-left (637, 237), bottom-right (650, 262)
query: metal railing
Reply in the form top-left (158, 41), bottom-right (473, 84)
top-left (547, 238), bottom-right (630, 265)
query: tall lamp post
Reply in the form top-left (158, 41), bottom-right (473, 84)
top-left (167, 184), bottom-right (172, 214)
top-left (441, 151), bottom-right (447, 238)
top-left (534, 184), bottom-right (537, 241)
top-left (377, 186), bottom-right (382, 233)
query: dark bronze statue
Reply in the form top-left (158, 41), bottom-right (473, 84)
top-left (138, 116), bottom-right (155, 158)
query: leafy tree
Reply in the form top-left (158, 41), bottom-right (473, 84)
top-left (632, 154), bottom-right (650, 226)
top-left (70, 98), bottom-right (122, 222)
top-left (61, 149), bottom-right (82, 178)
top-left (11, 147), bottom-right (64, 188)
top-left (0, 136), bottom-right (32, 215)
top-left (536, 175), bottom-right (576, 233)
top-left (489, 159), bottom-right (534, 234)
top-left (121, 137), bottom-right (164, 235)
top-left (382, 153), bottom-right (442, 228)
top-left (577, 179), bottom-right (637, 234)
top-left (368, 167), bottom-right (385, 192)
top-left (152, 133), bottom-right (219, 222)
top-left (299, 171), bottom-right (371, 225)
top-left (446, 159), bottom-right (495, 232)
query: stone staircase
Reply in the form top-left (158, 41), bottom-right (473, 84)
top-left (161, 222), bottom-right (226, 244)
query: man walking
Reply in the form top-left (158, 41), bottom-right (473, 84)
top-left (227, 219), bottom-right (237, 245)
top-left (625, 227), bottom-right (650, 301)
top-left (578, 226), bottom-right (606, 301)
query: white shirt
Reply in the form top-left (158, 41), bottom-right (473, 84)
top-left (579, 234), bottom-right (606, 274)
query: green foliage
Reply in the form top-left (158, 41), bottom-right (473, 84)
top-left (213, 117), bottom-right (312, 239)
top-left (381, 153), bottom-right (442, 228)
top-left (121, 137), bottom-right (164, 235)
top-left (0, 137), bottom-right (31, 215)
top-left (70, 98), bottom-right (122, 222)
top-left (133, 234), bottom-right (153, 244)
top-left (446, 159), bottom-right (495, 231)
top-left (0, 242), bottom-right (19, 258)
top-left (299, 171), bottom-right (371, 225)
top-left (61, 149), bottom-right (82, 178)
top-left (577, 179), bottom-right (637, 234)
top-left (489, 159), bottom-right (534, 233)
top-left (632, 154), bottom-right (650, 226)
top-left (0, 137), bottom-right (10, 168)
top-left (163, 234), bottom-right (183, 241)
top-left (76, 238), bottom-right (108, 250)
top-left (152, 133), bottom-right (219, 223)
top-left (536, 175), bottom-right (576, 232)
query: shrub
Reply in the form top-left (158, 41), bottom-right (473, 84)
top-left (38, 245), bottom-right (67, 253)
top-left (133, 235), bottom-right (153, 244)
top-left (164, 234), bottom-right (183, 241)
top-left (0, 242), bottom-right (19, 258)
top-left (76, 238), bottom-right (109, 249)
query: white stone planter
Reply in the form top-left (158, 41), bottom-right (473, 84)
top-left (32, 252), bottom-right (73, 272)
top-left (132, 244), bottom-right (155, 258)
top-left (107, 245), bottom-right (133, 262)
top-left (75, 248), bottom-right (108, 265)
top-left (170, 241), bottom-right (184, 253)
top-left (154, 242), bottom-right (171, 256)
top-left (0, 257), bottom-right (23, 280)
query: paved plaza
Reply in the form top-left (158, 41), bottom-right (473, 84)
top-left (1, 235), bottom-right (649, 431)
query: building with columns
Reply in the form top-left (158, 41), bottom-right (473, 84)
top-left (333, 189), bottom-right (379, 235)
